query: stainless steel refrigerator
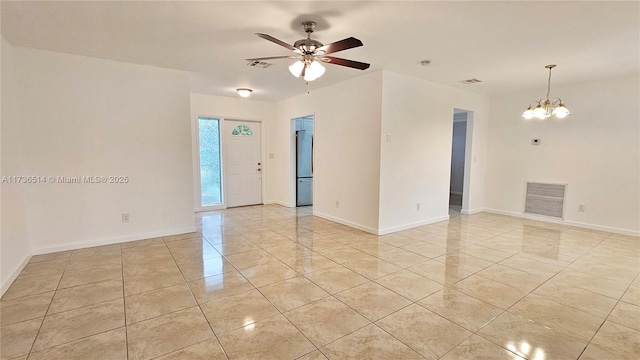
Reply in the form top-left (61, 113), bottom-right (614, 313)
top-left (296, 130), bottom-right (313, 206)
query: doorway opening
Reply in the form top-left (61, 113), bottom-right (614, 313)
top-left (294, 116), bottom-right (314, 207)
top-left (449, 109), bottom-right (472, 214)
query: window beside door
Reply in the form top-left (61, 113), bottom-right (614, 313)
top-left (198, 117), bottom-right (222, 207)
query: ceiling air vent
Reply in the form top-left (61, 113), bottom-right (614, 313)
top-left (247, 60), bottom-right (273, 68)
top-left (459, 78), bottom-right (482, 84)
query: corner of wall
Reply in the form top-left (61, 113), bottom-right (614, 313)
top-left (1, 36), bottom-right (34, 296)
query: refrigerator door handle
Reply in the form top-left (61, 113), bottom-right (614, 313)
top-left (311, 135), bottom-right (314, 175)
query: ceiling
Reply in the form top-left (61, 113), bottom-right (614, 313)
top-left (2, 1), bottom-right (638, 102)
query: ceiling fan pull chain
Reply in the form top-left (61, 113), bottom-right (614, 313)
top-left (307, 81), bottom-right (310, 94)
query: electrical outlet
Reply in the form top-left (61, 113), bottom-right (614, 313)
top-left (578, 204), bottom-right (586, 212)
top-left (335, 200), bottom-right (340, 208)
top-left (417, 203), bottom-right (421, 211)
top-left (122, 213), bottom-right (130, 223)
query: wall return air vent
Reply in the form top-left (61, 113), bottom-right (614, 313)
top-left (524, 182), bottom-right (566, 219)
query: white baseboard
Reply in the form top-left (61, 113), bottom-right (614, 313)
top-left (377, 215), bottom-right (450, 235)
top-left (461, 208), bottom-right (484, 215)
top-left (264, 200), bottom-right (293, 207)
top-left (32, 226), bottom-right (198, 255)
top-left (312, 212), bottom-right (451, 236)
top-left (1, 226), bottom-right (197, 297)
top-left (483, 208), bottom-right (640, 237)
top-left (1, 253), bottom-right (33, 297)
top-left (313, 211), bottom-right (379, 235)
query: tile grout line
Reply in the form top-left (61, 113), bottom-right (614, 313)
top-left (22, 246), bottom-right (127, 358)
top-left (9, 206), bottom-right (635, 360)
top-left (24, 250), bottom-right (70, 358)
top-left (575, 271), bottom-right (640, 360)
top-left (468, 233), bottom-right (616, 360)
top-left (164, 236), bottom-right (231, 360)
top-left (120, 246), bottom-right (129, 360)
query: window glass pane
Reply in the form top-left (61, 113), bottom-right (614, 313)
top-left (231, 125), bottom-right (253, 136)
top-left (199, 117), bottom-right (222, 206)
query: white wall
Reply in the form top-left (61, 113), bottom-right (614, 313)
top-left (268, 70), bottom-right (490, 234)
top-left (485, 75), bottom-right (640, 234)
top-left (269, 95), bottom-right (313, 207)
top-left (450, 118), bottom-right (467, 194)
top-left (1, 45), bottom-right (196, 292)
top-left (1, 37), bottom-right (32, 293)
top-left (190, 93), bottom-right (275, 121)
top-left (271, 72), bottom-right (384, 232)
top-left (189, 93), bottom-right (275, 209)
top-left (377, 71), bottom-right (490, 233)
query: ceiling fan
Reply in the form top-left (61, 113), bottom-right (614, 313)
top-left (246, 21), bottom-right (370, 82)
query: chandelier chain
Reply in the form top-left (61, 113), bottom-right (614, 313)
top-left (546, 67), bottom-right (552, 100)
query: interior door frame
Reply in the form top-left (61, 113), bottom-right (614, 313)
top-left (449, 108), bottom-right (474, 214)
top-left (222, 118), bottom-right (265, 208)
top-left (192, 115), bottom-right (265, 212)
top-left (290, 114), bottom-right (315, 208)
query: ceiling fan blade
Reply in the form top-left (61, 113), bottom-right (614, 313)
top-left (255, 33), bottom-right (300, 53)
top-left (321, 56), bottom-right (370, 70)
top-left (245, 55), bottom-right (299, 61)
top-left (317, 37), bottom-right (363, 55)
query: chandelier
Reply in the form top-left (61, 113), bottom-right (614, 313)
top-left (522, 65), bottom-right (570, 120)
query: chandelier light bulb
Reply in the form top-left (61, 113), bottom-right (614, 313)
top-left (533, 105), bottom-right (547, 120)
top-left (552, 103), bottom-right (570, 119)
top-left (522, 107), bottom-right (535, 120)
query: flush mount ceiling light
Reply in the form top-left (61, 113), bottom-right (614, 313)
top-left (522, 65), bottom-right (570, 120)
top-left (236, 88), bottom-right (253, 98)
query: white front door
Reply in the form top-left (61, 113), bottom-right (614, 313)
top-left (224, 120), bottom-right (262, 207)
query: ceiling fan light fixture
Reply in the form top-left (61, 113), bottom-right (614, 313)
top-left (236, 88), bottom-right (253, 98)
top-left (289, 60), bottom-right (304, 77)
top-left (303, 60), bottom-right (325, 81)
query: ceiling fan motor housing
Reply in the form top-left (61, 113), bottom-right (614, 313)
top-left (294, 38), bottom-right (324, 54)
top-left (302, 21), bottom-right (317, 33)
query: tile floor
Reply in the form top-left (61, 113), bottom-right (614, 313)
top-left (1, 205), bottom-right (639, 359)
